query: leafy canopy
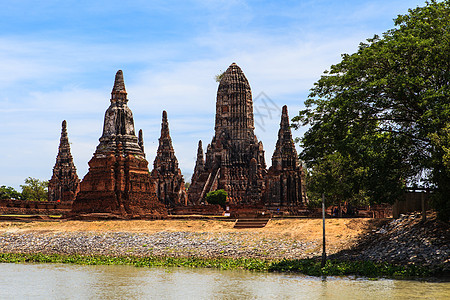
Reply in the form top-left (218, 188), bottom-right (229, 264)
top-left (20, 177), bottom-right (48, 201)
top-left (0, 186), bottom-right (23, 200)
top-left (206, 189), bottom-right (227, 207)
top-left (293, 0), bottom-right (450, 219)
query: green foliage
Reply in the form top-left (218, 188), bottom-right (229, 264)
top-left (269, 259), bottom-right (437, 278)
top-left (20, 177), bottom-right (48, 201)
top-left (214, 71), bottom-right (225, 82)
top-left (293, 1), bottom-right (450, 218)
top-left (206, 189), bottom-right (227, 206)
top-left (0, 186), bottom-right (22, 200)
top-left (0, 253), bottom-right (443, 278)
top-left (429, 124), bottom-right (450, 221)
top-left (306, 152), bottom-right (371, 206)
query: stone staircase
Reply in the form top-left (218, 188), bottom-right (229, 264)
top-left (233, 218), bottom-right (270, 229)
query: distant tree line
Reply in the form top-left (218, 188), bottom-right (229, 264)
top-left (0, 177), bottom-right (48, 201)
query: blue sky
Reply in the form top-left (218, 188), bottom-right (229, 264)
top-left (0, 0), bottom-right (426, 190)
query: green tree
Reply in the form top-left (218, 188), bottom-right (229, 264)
top-left (0, 186), bottom-right (22, 200)
top-left (206, 189), bottom-right (227, 207)
top-left (293, 0), bottom-right (450, 220)
top-left (306, 152), bottom-right (370, 210)
top-left (20, 177), bottom-right (48, 201)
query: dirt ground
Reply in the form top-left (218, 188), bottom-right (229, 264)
top-left (0, 218), bottom-right (387, 253)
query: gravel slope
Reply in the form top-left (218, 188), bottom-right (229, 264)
top-left (331, 212), bottom-right (450, 270)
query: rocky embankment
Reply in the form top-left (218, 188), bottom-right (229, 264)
top-left (332, 212), bottom-right (450, 271)
top-left (0, 231), bottom-right (318, 260)
top-left (0, 213), bottom-right (448, 272)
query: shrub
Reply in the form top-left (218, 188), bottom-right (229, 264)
top-left (206, 189), bottom-right (227, 207)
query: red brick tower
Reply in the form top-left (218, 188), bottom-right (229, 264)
top-left (264, 105), bottom-right (307, 207)
top-left (151, 110), bottom-right (187, 207)
top-left (188, 63), bottom-right (266, 204)
top-left (71, 70), bottom-right (166, 218)
top-left (48, 120), bottom-right (80, 203)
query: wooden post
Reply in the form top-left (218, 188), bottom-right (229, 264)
top-left (321, 193), bottom-right (326, 268)
top-left (421, 191), bottom-right (426, 222)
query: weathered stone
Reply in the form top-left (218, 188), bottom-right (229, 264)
top-left (95, 70), bottom-right (143, 156)
top-left (48, 120), bottom-right (80, 203)
top-left (151, 110), bottom-right (187, 207)
top-left (264, 105), bottom-right (307, 207)
top-left (71, 70), bottom-right (166, 219)
top-left (188, 63), bottom-right (266, 205)
top-left (187, 140), bottom-right (208, 204)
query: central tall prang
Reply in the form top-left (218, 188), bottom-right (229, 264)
top-left (71, 70), bottom-right (166, 218)
top-left (188, 63), bottom-right (266, 204)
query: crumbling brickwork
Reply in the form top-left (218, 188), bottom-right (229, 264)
top-left (71, 70), bottom-right (166, 218)
top-left (188, 64), bottom-right (306, 209)
top-left (264, 105), bottom-right (307, 207)
top-left (151, 110), bottom-right (187, 207)
top-left (188, 63), bottom-right (266, 205)
top-left (48, 120), bottom-right (80, 203)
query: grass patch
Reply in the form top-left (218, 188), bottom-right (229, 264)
top-left (269, 259), bottom-right (444, 278)
top-left (0, 253), bottom-right (445, 279)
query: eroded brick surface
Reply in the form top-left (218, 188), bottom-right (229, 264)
top-left (71, 70), bottom-right (166, 219)
top-left (188, 63), bottom-right (266, 205)
top-left (151, 111), bottom-right (187, 207)
top-left (188, 64), bottom-right (307, 211)
top-left (48, 120), bottom-right (80, 203)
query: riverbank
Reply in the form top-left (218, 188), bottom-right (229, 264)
top-left (331, 211), bottom-right (449, 273)
top-left (0, 253), bottom-right (441, 278)
top-left (0, 217), bottom-right (383, 259)
top-left (0, 213), bottom-right (448, 278)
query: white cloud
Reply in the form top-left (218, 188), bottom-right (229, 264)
top-left (0, 28), bottom-right (365, 189)
top-left (0, 0), bottom-right (426, 189)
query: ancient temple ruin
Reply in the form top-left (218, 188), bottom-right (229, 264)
top-left (188, 63), bottom-right (266, 205)
top-left (48, 120), bottom-right (80, 202)
top-left (71, 70), bottom-right (166, 218)
top-left (187, 140), bottom-right (207, 203)
top-left (264, 105), bottom-right (307, 207)
top-left (151, 110), bottom-right (187, 206)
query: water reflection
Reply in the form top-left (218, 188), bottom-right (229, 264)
top-left (0, 263), bottom-right (448, 299)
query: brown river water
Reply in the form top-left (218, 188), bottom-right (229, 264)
top-left (0, 263), bottom-right (448, 299)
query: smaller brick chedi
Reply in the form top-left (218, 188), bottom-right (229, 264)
top-left (264, 105), bottom-right (307, 206)
top-left (151, 110), bottom-right (187, 206)
top-left (187, 140), bottom-right (207, 203)
top-left (48, 120), bottom-right (80, 202)
top-left (71, 70), bottom-right (166, 218)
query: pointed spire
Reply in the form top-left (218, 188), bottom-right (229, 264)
top-left (195, 140), bottom-right (205, 171)
top-left (111, 70), bottom-right (127, 103)
top-left (57, 120), bottom-right (73, 164)
top-left (60, 120), bottom-right (68, 148)
top-left (151, 110), bottom-right (187, 206)
top-left (138, 129), bottom-right (144, 154)
top-left (161, 110), bottom-right (169, 137)
top-left (272, 105), bottom-right (298, 170)
top-left (96, 70), bottom-right (143, 155)
top-left (154, 110), bottom-right (177, 170)
top-left (48, 120), bottom-right (80, 202)
top-left (281, 105), bottom-right (289, 129)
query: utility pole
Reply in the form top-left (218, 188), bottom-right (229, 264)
top-left (421, 190), bottom-right (427, 222)
top-left (321, 193), bottom-right (326, 268)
